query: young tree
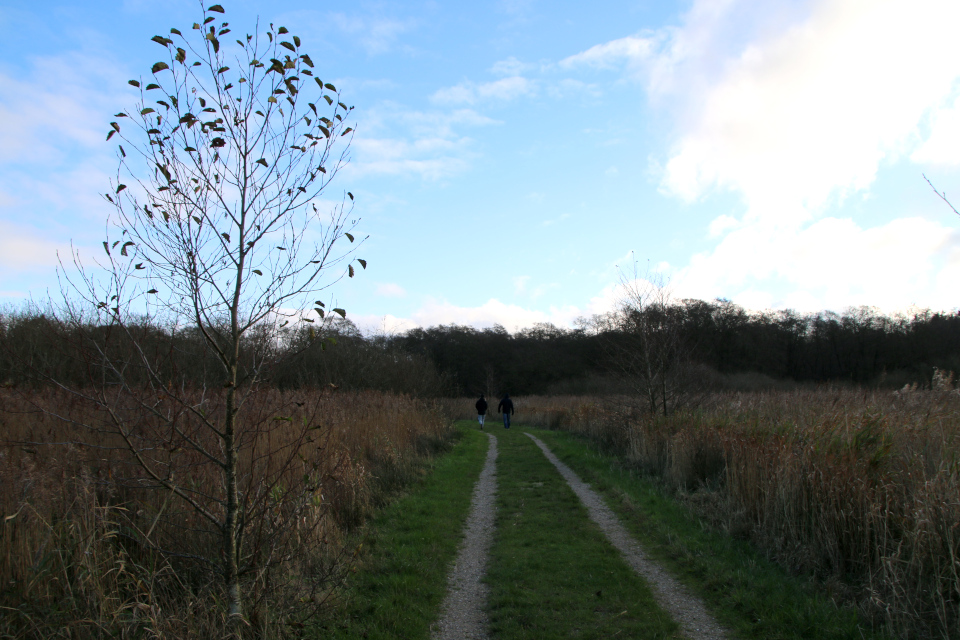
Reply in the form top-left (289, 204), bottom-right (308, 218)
top-left (605, 261), bottom-right (690, 416)
top-left (54, 2), bottom-right (365, 624)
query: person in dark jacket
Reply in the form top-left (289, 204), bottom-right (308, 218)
top-left (498, 393), bottom-right (514, 429)
top-left (475, 394), bottom-right (488, 429)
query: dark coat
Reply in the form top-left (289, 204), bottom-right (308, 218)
top-left (497, 397), bottom-right (514, 414)
top-left (476, 397), bottom-right (488, 415)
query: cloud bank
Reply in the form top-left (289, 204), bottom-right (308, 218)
top-left (565, 0), bottom-right (960, 312)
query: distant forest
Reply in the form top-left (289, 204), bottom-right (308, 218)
top-left (394, 301), bottom-right (960, 395)
top-left (2, 300), bottom-right (960, 396)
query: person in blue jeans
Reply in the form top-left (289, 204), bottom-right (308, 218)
top-left (475, 394), bottom-right (488, 429)
top-left (498, 393), bottom-right (514, 429)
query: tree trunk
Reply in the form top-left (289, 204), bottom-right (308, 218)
top-left (660, 377), bottom-right (668, 417)
top-left (224, 374), bottom-right (242, 621)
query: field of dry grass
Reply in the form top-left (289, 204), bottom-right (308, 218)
top-left (512, 389), bottom-right (960, 639)
top-left (7, 387), bottom-right (958, 638)
top-left (0, 387), bottom-right (453, 638)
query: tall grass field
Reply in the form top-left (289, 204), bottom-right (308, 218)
top-left (0, 387), bottom-right (454, 638)
top-left (4, 386), bottom-right (958, 638)
top-left (506, 389), bottom-right (960, 639)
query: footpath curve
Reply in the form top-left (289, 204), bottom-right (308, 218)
top-left (431, 432), bottom-right (498, 640)
top-left (525, 432), bottom-right (727, 640)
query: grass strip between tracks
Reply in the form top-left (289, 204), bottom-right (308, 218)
top-left (319, 422), bottom-right (488, 640)
top-left (527, 427), bottom-right (894, 640)
top-left (486, 426), bottom-right (682, 639)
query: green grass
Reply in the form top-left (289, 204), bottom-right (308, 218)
top-left (317, 422), bottom-right (489, 639)
top-left (316, 421), bottom-right (890, 639)
top-left (487, 427), bottom-right (682, 639)
top-left (526, 427), bottom-right (893, 640)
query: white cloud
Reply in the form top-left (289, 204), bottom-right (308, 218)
top-left (490, 56), bottom-right (537, 77)
top-left (0, 51), bottom-right (123, 288)
top-left (375, 282), bottom-right (407, 298)
top-left (0, 222), bottom-right (74, 271)
top-left (542, 213), bottom-right (571, 226)
top-left (351, 278), bottom-right (675, 335)
top-left (526, 192), bottom-right (545, 205)
top-left (347, 313), bottom-right (415, 335)
top-left (708, 214), bottom-right (740, 237)
top-left (579, 0), bottom-right (960, 313)
top-left (349, 105), bottom-right (499, 179)
top-left (9, 162), bottom-right (114, 224)
top-left (528, 282), bottom-right (561, 301)
top-left (912, 95), bottom-right (960, 166)
top-left (496, 0), bottom-right (536, 28)
top-left (0, 189), bottom-right (18, 209)
top-left (431, 77), bottom-right (536, 106)
top-left (431, 64), bottom-right (597, 111)
top-left (408, 298), bottom-right (582, 332)
top-left (560, 35), bottom-right (658, 71)
top-left (662, 0), bottom-right (960, 210)
top-left (545, 78), bottom-right (602, 101)
top-left (349, 139), bottom-right (470, 180)
top-left (559, 0), bottom-right (807, 95)
top-left (428, 84), bottom-right (475, 106)
top-left (360, 104), bottom-right (499, 139)
top-left (330, 14), bottom-right (416, 55)
top-left (0, 52), bottom-right (128, 166)
top-left (672, 216), bottom-right (960, 312)
top-left (513, 275), bottom-right (530, 294)
top-left (562, 0), bottom-right (960, 212)
top-left (352, 291), bottom-right (623, 334)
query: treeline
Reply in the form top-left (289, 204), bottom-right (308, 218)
top-left (673, 300), bottom-right (960, 385)
top-left (391, 302), bottom-right (960, 395)
top-left (393, 323), bottom-right (605, 397)
top-left (3, 300), bottom-right (960, 396)
top-left (0, 306), bottom-right (450, 396)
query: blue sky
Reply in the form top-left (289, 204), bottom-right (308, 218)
top-left (3, 0), bottom-right (960, 332)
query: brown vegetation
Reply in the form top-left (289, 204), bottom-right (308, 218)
top-left (516, 389), bottom-right (960, 639)
top-left (0, 387), bottom-right (452, 638)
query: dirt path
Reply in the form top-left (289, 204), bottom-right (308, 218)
top-left (525, 432), bottom-right (727, 640)
top-left (431, 432), bottom-right (498, 640)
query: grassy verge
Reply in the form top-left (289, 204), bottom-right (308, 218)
top-left (317, 422), bottom-right (488, 639)
top-left (487, 427), bottom-right (682, 639)
top-left (526, 427), bottom-right (893, 640)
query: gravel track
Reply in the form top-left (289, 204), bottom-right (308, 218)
top-left (431, 432), bottom-right (498, 640)
top-left (525, 432), bottom-right (727, 640)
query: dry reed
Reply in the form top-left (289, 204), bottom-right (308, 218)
top-left (513, 389), bottom-right (960, 639)
top-left (0, 387), bottom-right (453, 638)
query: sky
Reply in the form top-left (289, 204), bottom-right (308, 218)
top-left (3, 0), bottom-right (960, 333)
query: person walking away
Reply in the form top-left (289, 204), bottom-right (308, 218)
top-left (498, 393), bottom-right (514, 429)
top-left (475, 394), bottom-right (488, 429)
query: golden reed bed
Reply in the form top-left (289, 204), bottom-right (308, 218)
top-left (0, 387), bottom-right (453, 638)
top-left (512, 389), bottom-right (960, 639)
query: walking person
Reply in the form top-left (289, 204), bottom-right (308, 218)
top-left (475, 394), bottom-right (488, 429)
top-left (498, 393), bottom-right (514, 429)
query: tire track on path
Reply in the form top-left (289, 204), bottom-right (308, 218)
top-left (525, 432), bottom-right (727, 640)
top-left (432, 432), bottom-right (498, 640)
